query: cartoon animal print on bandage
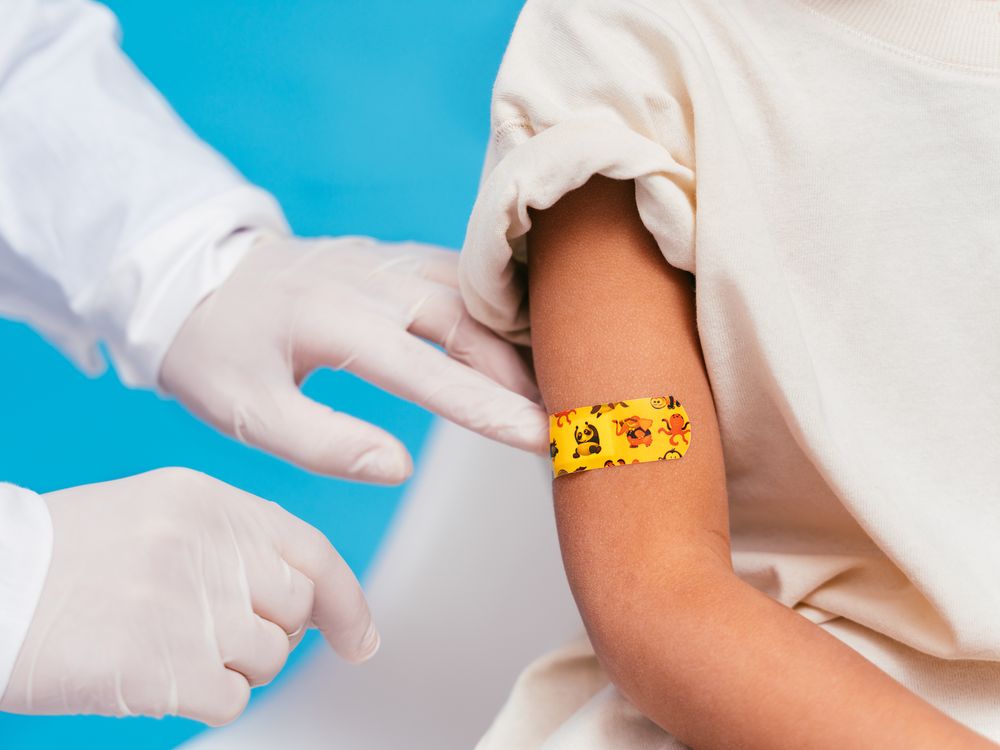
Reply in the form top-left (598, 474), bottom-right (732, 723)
top-left (572, 422), bottom-right (602, 458)
top-left (550, 395), bottom-right (690, 478)
top-left (658, 413), bottom-right (690, 446)
top-left (650, 396), bottom-right (681, 410)
top-left (553, 409), bottom-right (577, 427)
top-left (612, 416), bottom-right (653, 448)
top-left (590, 402), bottom-right (629, 419)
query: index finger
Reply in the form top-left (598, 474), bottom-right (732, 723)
top-left (348, 326), bottom-right (550, 454)
top-left (262, 501), bottom-right (380, 664)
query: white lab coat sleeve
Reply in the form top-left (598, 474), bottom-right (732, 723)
top-left (0, 0), bottom-right (290, 388)
top-left (0, 483), bottom-right (52, 701)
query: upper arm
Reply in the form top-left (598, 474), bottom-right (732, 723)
top-left (527, 175), bottom-right (730, 650)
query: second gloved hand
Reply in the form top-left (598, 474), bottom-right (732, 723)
top-left (160, 232), bottom-right (549, 483)
top-left (0, 469), bottom-right (378, 726)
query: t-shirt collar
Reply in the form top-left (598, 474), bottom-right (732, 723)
top-left (799, 0), bottom-right (1000, 71)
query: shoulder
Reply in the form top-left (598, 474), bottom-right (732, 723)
top-left (492, 0), bottom-right (712, 159)
top-left (510, 0), bottom-right (717, 40)
top-left (496, 0), bottom-right (722, 98)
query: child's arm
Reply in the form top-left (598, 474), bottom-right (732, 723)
top-left (528, 176), bottom-right (997, 750)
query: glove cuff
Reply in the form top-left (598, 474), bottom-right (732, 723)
top-left (0, 483), bottom-right (52, 703)
top-left (95, 185), bottom-right (290, 389)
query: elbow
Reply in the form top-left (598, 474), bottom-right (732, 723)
top-left (567, 537), bottom-right (734, 639)
top-left (568, 545), bottom-right (740, 701)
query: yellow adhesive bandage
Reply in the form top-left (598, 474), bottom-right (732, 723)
top-left (549, 395), bottom-right (691, 478)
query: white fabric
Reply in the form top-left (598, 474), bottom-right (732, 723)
top-left (0, 468), bottom-right (379, 725)
top-left (0, 0), bottom-right (287, 708)
top-left (0, 0), bottom-right (288, 388)
top-left (0, 484), bottom-right (51, 704)
top-left (460, 0), bottom-right (1000, 745)
top-left (183, 420), bottom-right (584, 750)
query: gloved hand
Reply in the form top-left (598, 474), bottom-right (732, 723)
top-left (160, 231), bottom-right (548, 483)
top-left (0, 469), bottom-right (377, 726)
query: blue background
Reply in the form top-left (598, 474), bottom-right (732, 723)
top-left (0, 1), bottom-right (521, 747)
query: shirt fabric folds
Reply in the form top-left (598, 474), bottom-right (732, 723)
top-left (460, 1), bottom-right (1000, 746)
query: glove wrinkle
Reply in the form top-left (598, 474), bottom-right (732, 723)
top-left (0, 469), bottom-right (374, 724)
top-left (159, 232), bottom-right (550, 476)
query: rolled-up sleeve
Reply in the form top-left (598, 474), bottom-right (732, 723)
top-left (459, 0), bottom-right (698, 344)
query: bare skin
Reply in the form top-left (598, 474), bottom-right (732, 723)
top-left (527, 175), bottom-right (997, 750)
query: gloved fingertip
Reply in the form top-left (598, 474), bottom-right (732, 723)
top-left (498, 406), bottom-right (550, 455)
top-left (355, 446), bottom-right (413, 485)
top-left (343, 619), bottom-right (381, 665)
top-left (359, 622), bottom-right (382, 662)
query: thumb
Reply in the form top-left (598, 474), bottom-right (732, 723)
top-left (234, 384), bottom-right (412, 483)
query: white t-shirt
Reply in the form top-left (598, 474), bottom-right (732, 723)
top-left (459, 0), bottom-right (1000, 746)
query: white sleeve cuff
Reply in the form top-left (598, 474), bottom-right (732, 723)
top-left (459, 116), bottom-right (695, 345)
top-left (90, 185), bottom-right (290, 389)
top-left (0, 483), bottom-right (52, 701)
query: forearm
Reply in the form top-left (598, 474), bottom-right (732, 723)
top-left (565, 526), bottom-right (997, 750)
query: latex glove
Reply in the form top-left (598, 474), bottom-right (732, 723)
top-left (0, 469), bottom-right (377, 726)
top-left (160, 231), bottom-right (548, 483)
